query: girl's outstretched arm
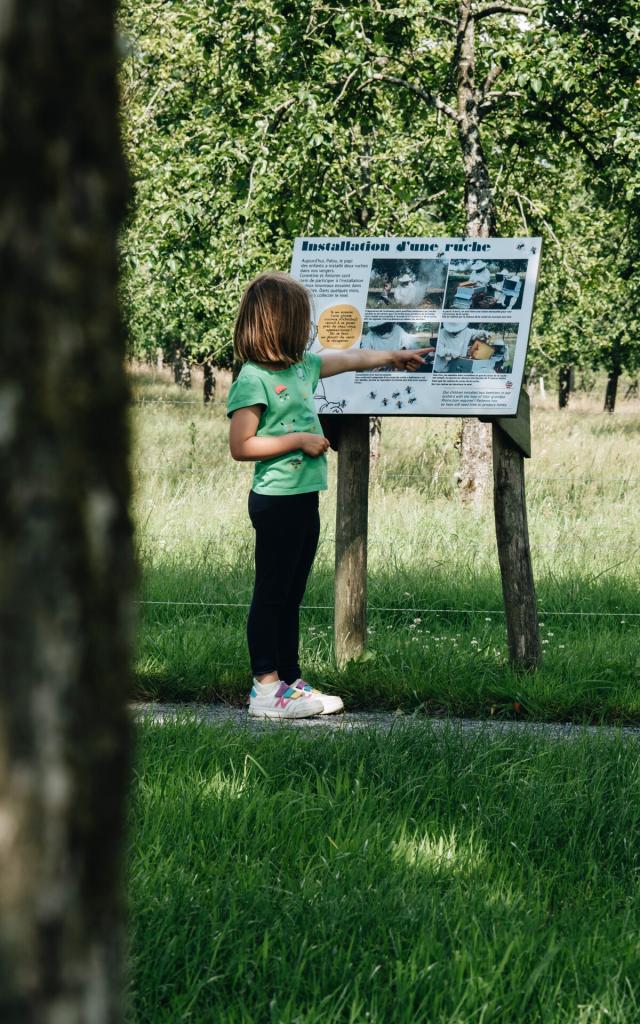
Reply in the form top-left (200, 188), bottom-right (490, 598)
top-left (229, 405), bottom-right (329, 461)
top-left (319, 348), bottom-right (434, 378)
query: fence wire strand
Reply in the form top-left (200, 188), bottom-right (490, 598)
top-left (136, 599), bottom-right (638, 618)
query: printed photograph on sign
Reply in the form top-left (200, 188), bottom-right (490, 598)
top-left (433, 321), bottom-right (519, 374)
top-left (360, 322), bottom-right (438, 373)
top-left (366, 258), bottom-right (447, 310)
top-left (444, 259), bottom-right (528, 311)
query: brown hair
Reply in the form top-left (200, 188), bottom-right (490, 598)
top-left (233, 271), bottom-right (312, 368)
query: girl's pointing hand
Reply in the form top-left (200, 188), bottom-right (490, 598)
top-left (390, 347), bottom-right (435, 371)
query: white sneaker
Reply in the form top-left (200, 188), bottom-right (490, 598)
top-left (291, 679), bottom-right (344, 716)
top-left (248, 679), bottom-right (324, 719)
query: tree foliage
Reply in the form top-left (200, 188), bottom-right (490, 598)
top-left (119, 0), bottom-right (640, 386)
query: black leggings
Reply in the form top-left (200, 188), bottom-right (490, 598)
top-left (247, 490), bottom-right (320, 683)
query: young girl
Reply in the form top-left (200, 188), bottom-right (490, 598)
top-left (227, 271), bottom-right (428, 719)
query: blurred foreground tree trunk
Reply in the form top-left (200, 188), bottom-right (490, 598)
top-left (0, 4), bottom-right (135, 1022)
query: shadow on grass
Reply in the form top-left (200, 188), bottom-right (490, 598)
top-left (129, 722), bottom-right (640, 1024)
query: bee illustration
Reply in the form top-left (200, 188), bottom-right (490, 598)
top-left (381, 397), bottom-right (390, 407)
top-left (396, 400), bottom-right (403, 409)
top-left (530, 245), bottom-right (537, 254)
top-left (516, 243), bottom-right (525, 250)
top-left (340, 399), bottom-right (347, 408)
top-left (408, 396), bottom-right (417, 404)
top-left (392, 391), bottom-right (400, 398)
top-left (405, 386), bottom-right (413, 394)
top-left (436, 250), bottom-right (445, 259)
top-left (369, 391), bottom-right (377, 400)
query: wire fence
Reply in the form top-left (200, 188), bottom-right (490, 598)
top-left (131, 399), bottom-right (637, 625)
top-left (130, 464), bottom-right (624, 485)
top-left (136, 598), bottom-right (638, 619)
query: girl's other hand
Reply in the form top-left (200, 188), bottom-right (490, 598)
top-left (390, 347), bottom-right (435, 371)
top-left (299, 432), bottom-right (330, 457)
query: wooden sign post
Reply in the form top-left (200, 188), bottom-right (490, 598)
top-left (485, 390), bottom-right (541, 669)
top-left (332, 390), bottom-right (541, 672)
top-left (333, 415), bottom-right (370, 667)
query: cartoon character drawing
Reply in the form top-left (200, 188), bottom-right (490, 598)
top-left (313, 379), bottom-right (347, 413)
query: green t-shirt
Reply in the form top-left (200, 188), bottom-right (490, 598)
top-left (226, 352), bottom-right (328, 495)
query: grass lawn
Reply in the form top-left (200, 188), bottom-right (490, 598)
top-left (128, 720), bottom-right (640, 1023)
top-left (131, 366), bottom-right (640, 722)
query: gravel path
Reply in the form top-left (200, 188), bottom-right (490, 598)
top-left (132, 702), bottom-right (640, 741)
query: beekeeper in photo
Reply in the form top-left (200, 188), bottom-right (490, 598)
top-left (497, 270), bottom-right (521, 310)
top-left (467, 260), bottom-right (492, 287)
top-left (434, 320), bottom-right (482, 372)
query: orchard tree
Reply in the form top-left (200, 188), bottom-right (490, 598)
top-left (119, 0), bottom-right (458, 396)
top-left (120, 0), bottom-right (640, 421)
top-left (522, 1), bottom-right (640, 404)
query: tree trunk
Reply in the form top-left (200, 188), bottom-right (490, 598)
top-left (0, 5), bottom-right (134, 1021)
top-left (457, 417), bottom-right (492, 503)
top-left (558, 365), bottom-right (572, 408)
top-left (455, 0), bottom-right (493, 504)
top-left (203, 359), bottom-right (216, 404)
top-left (604, 369), bottom-right (620, 413)
top-left (173, 350), bottom-right (191, 389)
top-left (604, 340), bottom-right (622, 413)
top-left (369, 416), bottom-right (382, 465)
top-left (156, 347), bottom-right (164, 371)
top-left (454, 2), bottom-right (539, 665)
top-left (456, 2), bottom-right (497, 237)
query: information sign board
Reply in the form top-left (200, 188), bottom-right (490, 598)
top-left (291, 236), bottom-right (541, 416)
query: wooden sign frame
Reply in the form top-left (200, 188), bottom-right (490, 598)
top-left (330, 389), bottom-right (540, 673)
